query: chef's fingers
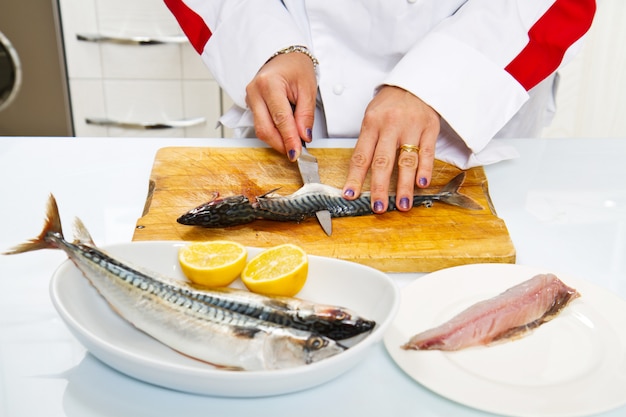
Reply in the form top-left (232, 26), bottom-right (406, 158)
top-left (344, 120), bottom-right (398, 213)
top-left (367, 131), bottom-right (397, 213)
top-left (291, 64), bottom-right (317, 145)
top-left (342, 128), bottom-right (376, 202)
top-left (246, 80), bottom-right (297, 157)
top-left (266, 53), bottom-right (317, 160)
top-left (268, 98), bottom-right (302, 162)
top-left (395, 144), bottom-right (420, 211)
top-left (394, 121), bottom-right (437, 211)
top-left (343, 88), bottom-right (399, 209)
top-left (415, 126), bottom-right (438, 189)
top-left (246, 99), bottom-right (283, 153)
top-left (293, 92), bottom-right (316, 144)
top-left (246, 53), bottom-right (319, 161)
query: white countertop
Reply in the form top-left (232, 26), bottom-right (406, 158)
top-left (1, 137), bottom-right (625, 417)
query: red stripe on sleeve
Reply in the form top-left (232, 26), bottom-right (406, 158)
top-left (505, 0), bottom-right (596, 91)
top-left (163, 0), bottom-right (212, 54)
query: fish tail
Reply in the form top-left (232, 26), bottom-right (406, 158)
top-left (438, 172), bottom-right (483, 211)
top-left (3, 194), bottom-right (64, 255)
top-left (440, 193), bottom-right (483, 211)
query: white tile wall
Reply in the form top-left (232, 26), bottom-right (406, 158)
top-left (103, 80), bottom-right (185, 138)
top-left (184, 81), bottom-right (225, 138)
top-left (59, 0), bottom-right (102, 79)
top-left (95, 0), bottom-right (182, 36)
top-left (67, 79), bottom-right (106, 136)
top-left (182, 46), bottom-right (216, 80)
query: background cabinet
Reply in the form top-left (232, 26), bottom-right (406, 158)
top-left (59, 0), bottom-right (225, 137)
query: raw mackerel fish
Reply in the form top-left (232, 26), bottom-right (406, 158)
top-left (4, 195), bottom-right (348, 370)
top-left (177, 172), bottom-right (482, 228)
top-left (402, 273), bottom-right (580, 351)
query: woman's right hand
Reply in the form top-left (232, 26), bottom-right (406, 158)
top-left (245, 51), bottom-right (318, 161)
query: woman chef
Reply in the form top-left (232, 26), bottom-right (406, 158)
top-left (164, 0), bottom-right (595, 213)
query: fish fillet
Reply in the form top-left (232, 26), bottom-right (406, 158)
top-left (402, 273), bottom-right (580, 351)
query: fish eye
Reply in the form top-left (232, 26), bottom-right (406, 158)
top-left (307, 336), bottom-right (327, 350)
top-left (331, 310), bottom-right (349, 321)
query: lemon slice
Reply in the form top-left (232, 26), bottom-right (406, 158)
top-left (178, 241), bottom-right (248, 287)
top-left (241, 244), bottom-right (309, 297)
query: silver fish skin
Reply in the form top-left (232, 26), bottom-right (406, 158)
top-left (177, 172), bottom-right (482, 228)
top-left (3, 195), bottom-right (345, 370)
top-left (402, 274), bottom-right (580, 351)
top-left (109, 262), bottom-right (375, 341)
top-left (83, 241), bottom-right (376, 341)
top-left (186, 286), bottom-right (376, 341)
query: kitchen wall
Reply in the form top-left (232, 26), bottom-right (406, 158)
top-left (59, 0), bottom-right (224, 138)
top-left (542, 0), bottom-right (626, 138)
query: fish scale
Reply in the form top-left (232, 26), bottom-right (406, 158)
top-left (185, 287), bottom-right (376, 340)
top-left (65, 241), bottom-right (287, 329)
top-left (177, 172), bottom-right (482, 228)
top-left (81, 239), bottom-right (375, 340)
top-left (3, 195), bottom-right (347, 370)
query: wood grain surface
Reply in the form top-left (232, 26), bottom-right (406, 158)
top-left (133, 147), bottom-right (515, 272)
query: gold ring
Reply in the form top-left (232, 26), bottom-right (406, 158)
top-left (400, 144), bottom-right (420, 153)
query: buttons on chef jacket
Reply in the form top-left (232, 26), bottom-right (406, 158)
top-left (333, 84), bottom-right (345, 95)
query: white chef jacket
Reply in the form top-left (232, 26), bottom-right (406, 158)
top-left (165, 0), bottom-right (596, 168)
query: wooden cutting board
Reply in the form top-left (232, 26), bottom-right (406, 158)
top-left (133, 147), bottom-right (515, 272)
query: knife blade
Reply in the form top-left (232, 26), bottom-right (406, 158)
top-left (297, 141), bottom-right (333, 236)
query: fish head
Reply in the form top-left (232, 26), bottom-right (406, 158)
top-left (176, 195), bottom-right (257, 227)
top-left (308, 307), bottom-right (377, 340)
top-left (302, 334), bottom-right (346, 364)
top-left (265, 331), bottom-right (346, 368)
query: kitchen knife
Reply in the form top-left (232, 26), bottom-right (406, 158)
top-left (297, 141), bottom-right (333, 236)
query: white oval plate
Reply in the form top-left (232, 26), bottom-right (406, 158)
top-left (50, 241), bottom-right (399, 397)
top-left (384, 263), bottom-right (626, 417)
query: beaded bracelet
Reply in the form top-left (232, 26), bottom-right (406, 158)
top-left (269, 45), bottom-right (319, 69)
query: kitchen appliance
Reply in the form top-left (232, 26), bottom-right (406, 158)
top-left (0, 0), bottom-right (73, 136)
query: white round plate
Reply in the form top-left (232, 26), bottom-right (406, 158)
top-left (384, 263), bottom-right (626, 417)
top-left (50, 241), bottom-right (399, 397)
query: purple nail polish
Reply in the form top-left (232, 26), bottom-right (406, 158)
top-left (399, 197), bottom-right (410, 210)
top-left (344, 189), bottom-right (355, 198)
top-left (373, 200), bottom-right (384, 213)
top-left (288, 149), bottom-right (296, 160)
top-left (306, 128), bottom-right (313, 140)
top-left (419, 177), bottom-right (428, 187)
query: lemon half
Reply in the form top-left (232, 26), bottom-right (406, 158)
top-left (241, 244), bottom-right (309, 297)
top-left (178, 241), bottom-right (248, 287)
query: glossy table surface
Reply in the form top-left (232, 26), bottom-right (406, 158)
top-left (1, 137), bottom-right (624, 417)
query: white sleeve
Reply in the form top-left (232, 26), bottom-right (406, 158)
top-left (164, 0), bottom-right (310, 107)
top-left (382, 0), bottom-right (595, 154)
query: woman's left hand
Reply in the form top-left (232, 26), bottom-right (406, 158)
top-left (342, 85), bottom-right (440, 213)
